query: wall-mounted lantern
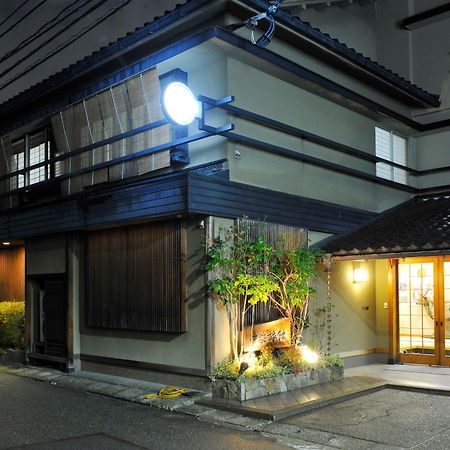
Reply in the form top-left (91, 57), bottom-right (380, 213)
top-left (353, 262), bottom-right (368, 284)
top-left (161, 81), bottom-right (200, 126)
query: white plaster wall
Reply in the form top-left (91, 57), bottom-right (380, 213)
top-left (415, 129), bottom-right (450, 188)
top-left (310, 260), bottom-right (377, 355)
top-left (226, 58), bottom-right (411, 214)
top-left (209, 217), bottom-right (234, 365)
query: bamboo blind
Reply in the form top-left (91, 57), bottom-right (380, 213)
top-left (51, 68), bottom-right (171, 194)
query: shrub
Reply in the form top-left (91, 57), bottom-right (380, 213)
top-left (0, 301), bottom-right (25, 349)
top-left (210, 350), bottom-right (344, 381)
top-left (277, 346), bottom-right (302, 372)
top-left (323, 354), bottom-right (344, 368)
top-left (210, 358), bottom-right (240, 381)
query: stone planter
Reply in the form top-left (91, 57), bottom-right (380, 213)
top-left (212, 365), bottom-right (344, 402)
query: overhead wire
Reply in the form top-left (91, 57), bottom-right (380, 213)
top-left (0, 0), bottom-right (111, 82)
top-left (226, 0), bottom-right (284, 48)
top-left (0, 0), bottom-right (34, 30)
top-left (0, 0), bottom-right (49, 40)
top-left (0, 0), bottom-right (134, 91)
top-left (0, 0), bottom-right (94, 66)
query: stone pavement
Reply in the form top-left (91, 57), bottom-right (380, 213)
top-left (199, 375), bottom-right (385, 420)
top-left (2, 362), bottom-right (450, 449)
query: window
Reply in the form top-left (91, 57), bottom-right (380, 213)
top-left (375, 126), bottom-right (408, 184)
top-left (8, 129), bottom-right (51, 190)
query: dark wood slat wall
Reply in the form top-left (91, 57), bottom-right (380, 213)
top-left (0, 175), bottom-right (188, 240)
top-left (0, 247), bottom-right (25, 301)
top-left (188, 174), bottom-right (375, 234)
top-left (86, 220), bottom-right (184, 333)
top-left (0, 172), bottom-right (375, 242)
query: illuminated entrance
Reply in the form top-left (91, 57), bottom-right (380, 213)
top-left (396, 257), bottom-right (450, 366)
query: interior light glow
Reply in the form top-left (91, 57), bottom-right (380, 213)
top-left (162, 81), bottom-right (198, 126)
top-left (2, 242), bottom-right (10, 246)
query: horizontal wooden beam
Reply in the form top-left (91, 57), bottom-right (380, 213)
top-left (401, 3), bottom-right (450, 30)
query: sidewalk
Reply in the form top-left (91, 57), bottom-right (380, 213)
top-left (1, 361), bottom-right (449, 437)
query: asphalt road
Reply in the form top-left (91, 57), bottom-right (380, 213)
top-left (282, 388), bottom-right (450, 449)
top-left (0, 371), bottom-right (286, 450)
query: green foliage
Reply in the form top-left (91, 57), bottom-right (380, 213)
top-left (258, 345), bottom-right (275, 367)
top-left (210, 349), bottom-right (344, 381)
top-left (277, 346), bottom-right (302, 371)
top-left (204, 224), bottom-right (325, 361)
top-left (0, 301), bottom-right (25, 349)
top-left (269, 246), bottom-right (324, 347)
top-left (209, 358), bottom-right (240, 381)
top-left (205, 229), bottom-right (276, 307)
top-left (322, 354), bottom-right (344, 368)
top-left (244, 363), bottom-right (287, 380)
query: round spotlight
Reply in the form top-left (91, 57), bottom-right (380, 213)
top-left (162, 82), bottom-right (198, 126)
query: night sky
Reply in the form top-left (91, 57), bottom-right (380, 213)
top-left (0, 0), bottom-right (179, 104)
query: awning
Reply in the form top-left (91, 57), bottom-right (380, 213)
top-left (317, 192), bottom-right (450, 260)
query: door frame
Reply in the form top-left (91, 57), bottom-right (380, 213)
top-left (390, 256), bottom-right (448, 366)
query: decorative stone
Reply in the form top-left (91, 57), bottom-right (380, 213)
top-left (318, 367), bottom-right (332, 383)
top-left (265, 378), bottom-right (281, 395)
top-left (211, 366), bottom-right (344, 402)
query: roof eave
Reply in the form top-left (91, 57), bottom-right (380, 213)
top-left (233, 0), bottom-right (440, 108)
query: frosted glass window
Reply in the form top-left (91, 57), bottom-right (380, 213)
top-left (375, 126), bottom-right (408, 185)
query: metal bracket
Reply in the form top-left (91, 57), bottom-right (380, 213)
top-left (197, 95), bottom-right (235, 134)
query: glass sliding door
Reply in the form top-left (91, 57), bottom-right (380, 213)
top-left (443, 261), bottom-right (450, 364)
top-left (398, 260), bottom-right (439, 365)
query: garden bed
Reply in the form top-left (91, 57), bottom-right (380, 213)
top-left (212, 365), bottom-right (344, 402)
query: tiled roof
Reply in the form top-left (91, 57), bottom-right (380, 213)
top-left (320, 193), bottom-right (450, 256)
top-left (290, 17), bottom-right (440, 107)
top-left (0, 0), bottom-right (440, 115)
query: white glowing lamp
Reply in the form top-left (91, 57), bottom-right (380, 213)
top-left (162, 81), bottom-right (199, 126)
top-left (353, 267), bottom-right (368, 283)
top-left (301, 345), bottom-right (320, 365)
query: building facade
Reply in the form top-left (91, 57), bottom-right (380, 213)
top-left (0, 0), bottom-right (448, 383)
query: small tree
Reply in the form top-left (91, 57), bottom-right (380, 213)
top-left (268, 246), bottom-right (324, 348)
top-left (205, 227), bottom-right (277, 362)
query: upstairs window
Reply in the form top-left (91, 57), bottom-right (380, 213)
top-left (375, 127), bottom-right (408, 185)
top-left (8, 129), bottom-right (51, 190)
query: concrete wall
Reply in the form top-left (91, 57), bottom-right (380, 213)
top-left (80, 219), bottom-right (207, 372)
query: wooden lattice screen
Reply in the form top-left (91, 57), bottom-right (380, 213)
top-left (86, 220), bottom-right (186, 333)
